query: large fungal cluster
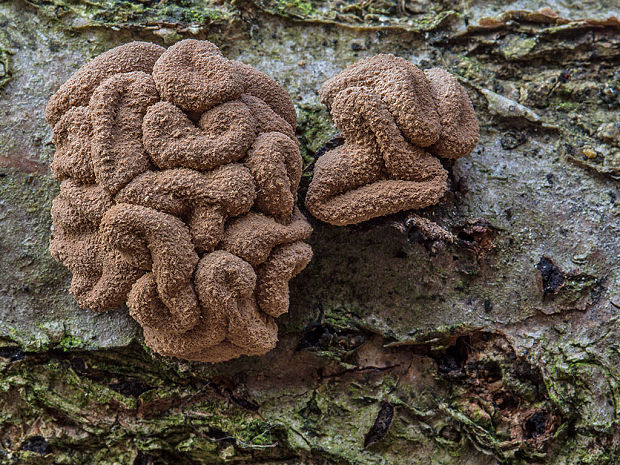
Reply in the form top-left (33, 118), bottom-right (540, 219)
top-left (305, 54), bottom-right (479, 226)
top-left (47, 40), bottom-right (312, 362)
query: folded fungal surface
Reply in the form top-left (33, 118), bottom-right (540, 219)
top-left (305, 54), bottom-right (479, 226)
top-left (47, 40), bottom-right (313, 362)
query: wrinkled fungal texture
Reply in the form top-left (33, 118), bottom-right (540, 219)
top-left (306, 55), bottom-right (479, 226)
top-left (47, 40), bottom-right (313, 363)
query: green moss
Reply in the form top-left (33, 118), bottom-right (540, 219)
top-left (1, 323), bottom-right (617, 464)
top-left (176, 435), bottom-right (219, 460)
top-left (323, 304), bottom-right (364, 331)
top-left (408, 10), bottom-right (458, 31)
top-left (58, 333), bottom-right (86, 351)
top-left (251, 0), bottom-right (458, 33)
top-left (455, 57), bottom-right (484, 81)
top-left (555, 101), bottom-right (578, 111)
top-left (296, 103), bottom-right (337, 172)
top-left (27, 0), bottom-right (234, 31)
top-left (274, 0), bottom-right (317, 17)
top-left (0, 45), bottom-right (11, 90)
top-left (499, 36), bottom-right (538, 60)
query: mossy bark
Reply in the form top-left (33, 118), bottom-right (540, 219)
top-left (0, 0), bottom-right (619, 463)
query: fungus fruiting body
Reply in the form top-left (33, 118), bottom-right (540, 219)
top-left (305, 55), bottom-right (479, 226)
top-left (47, 40), bottom-right (313, 362)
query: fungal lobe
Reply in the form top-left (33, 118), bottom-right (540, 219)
top-left (306, 54), bottom-right (479, 226)
top-left (47, 40), bottom-right (312, 362)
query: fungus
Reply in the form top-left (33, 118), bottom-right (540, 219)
top-left (305, 54), bottom-right (479, 226)
top-left (47, 40), bottom-right (313, 362)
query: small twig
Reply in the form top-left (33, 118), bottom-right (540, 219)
top-left (405, 213), bottom-right (455, 243)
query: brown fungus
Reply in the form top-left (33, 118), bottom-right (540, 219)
top-left (306, 54), bottom-right (479, 226)
top-left (47, 40), bottom-right (313, 362)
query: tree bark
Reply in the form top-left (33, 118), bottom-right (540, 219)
top-left (0, 0), bottom-right (618, 463)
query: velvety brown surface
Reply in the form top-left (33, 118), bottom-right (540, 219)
top-left (306, 54), bottom-right (479, 225)
top-left (47, 39), bottom-right (312, 362)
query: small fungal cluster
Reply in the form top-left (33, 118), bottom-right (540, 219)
top-left (306, 54), bottom-right (479, 225)
top-left (47, 40), bottom-right (312, 362)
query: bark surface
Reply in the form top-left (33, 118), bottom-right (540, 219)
top-left (0, 0), bottom-right (618, 464)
